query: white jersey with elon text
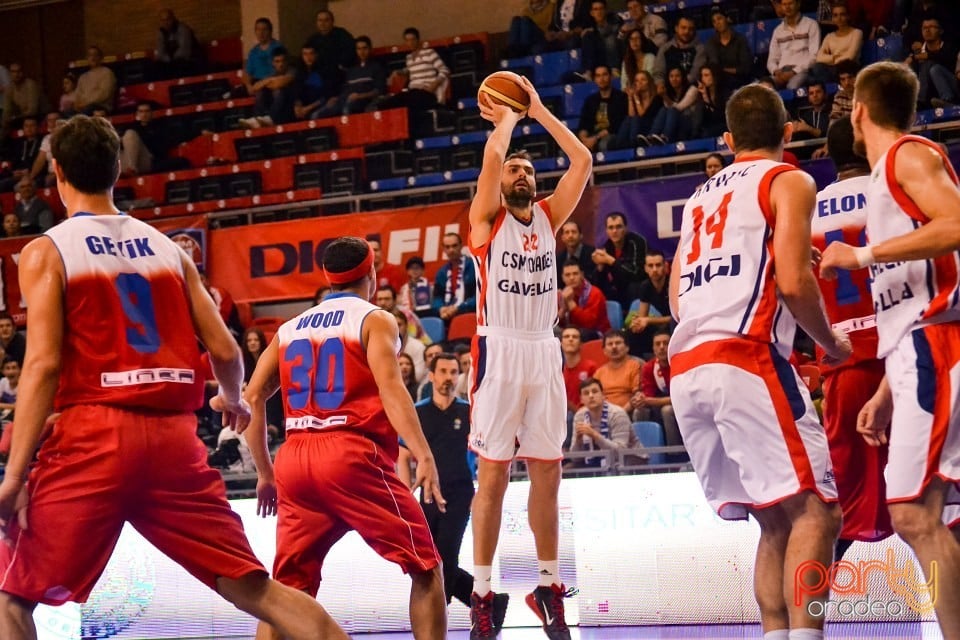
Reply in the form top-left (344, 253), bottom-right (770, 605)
top-left (669, 156), bottom-right (799, 361)
top-left (866, 134), bottom-right (960, 357)
top-left (469, 201), bottom-right (557, 334)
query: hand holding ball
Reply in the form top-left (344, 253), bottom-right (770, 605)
top-left (477, 72), bottom-right (531, 114)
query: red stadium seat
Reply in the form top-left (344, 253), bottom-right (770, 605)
top-left (447, 314), bottom-right (477, 342)
top-left (579, 339), bottom-right (607, 366)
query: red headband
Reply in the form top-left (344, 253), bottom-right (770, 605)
top-left (324, 247), bottom-right (374, 285)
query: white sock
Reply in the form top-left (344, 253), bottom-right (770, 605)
top-left (763, 631), bottom-right (789, 640)
top-left (789, 630), bottom-right (823, 640)
top-left (473, 565), bottom-right (492, 597)
top-left (538, 559), bottom-right (559, 587)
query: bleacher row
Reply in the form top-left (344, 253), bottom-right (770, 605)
top-left (18, 4), bottom-right (952, 224)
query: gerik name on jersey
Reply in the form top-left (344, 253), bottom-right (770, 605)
top-left (85, 235), bottom-right (156, 259)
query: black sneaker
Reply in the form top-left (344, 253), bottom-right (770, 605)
top-left (470, 592), bottom-right (497, 639)
top-left (492, 592), bottom-right (509, 633)
top-left (525, 583), bottom-right (577, 640)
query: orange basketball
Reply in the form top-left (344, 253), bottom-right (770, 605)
top-left (478, 72), bottom-right (531, 113)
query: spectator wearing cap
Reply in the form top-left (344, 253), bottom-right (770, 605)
top-left (704, 8), bottom-right (753, 90)
top-left (398, 256), bottom-right (434, 317)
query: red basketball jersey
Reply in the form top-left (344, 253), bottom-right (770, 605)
top-left (277, 293), bottom-right (400, 459)
top-left (45, 214), bottom-right (204, 412)
top-left (812, 175), bottom-right (879, 373)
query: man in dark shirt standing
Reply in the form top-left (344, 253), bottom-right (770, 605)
top-left (591, 211), bottom-right (646, 309)
top-left (576, 65), bottom-right (628, 152)
top-left (305, 9), bottom-right (357, 98)
top-left (397, 353), bottom-right (508, 624)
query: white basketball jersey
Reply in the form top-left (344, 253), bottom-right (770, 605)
top-left (866, 135), bottom-right (960, 357)
top-left (669, 157), bottom-right (798, 361)
top-left (471, 202), bottom-right (557, 334)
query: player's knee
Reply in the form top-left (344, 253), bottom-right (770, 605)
top-left (527, 460), bottom-right (561, 490)
top-left (889, 502), bottom-right (941, 544)
top-left (476, 462), bottom-right (510, 494)
top-left (0, 591), bottom-right (36, 629)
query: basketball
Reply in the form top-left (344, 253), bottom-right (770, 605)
top-left (478, 72), bottom-right (531, 113)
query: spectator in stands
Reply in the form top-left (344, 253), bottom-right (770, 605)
top-left (120, 102), bottom-right (179, 176)
top-left (792, 80), bottom-right (831, 140)
top-left (581, 0), bottom-right (623, 80)
top-left (59, 73), bottom-right (77, 116)
top-left (570, 377), bottom-right (641, 467)
top-left (2, 63), bottom-right (45, 132)
top-left (506, 0), bottom-right (555, 58)
top-left (305, 9), bottom-right (357, 96)
top-left (576, 64), bottom-right (628, 152)
top-left (432, 232), bottom-right (476, 322)
top-left (334, 36), bottom-right (386, 115)
top-left (767, 0), bottom-right (821, 89)
top-left (905, 17), bottom-right (959, 108)
top-left (592, 211), bottom-right (646, 308)
top-left (398, 352), bottom-right (418, 399)
top-left (904, 0), bottom-right (954, 54)
top-left (368, 236), bottom-right (406, 292)
top-left (417, 343), bottom-right (444, 401)
top-left (636, 330), bottom-right (680, 453)
top-left (398, 256), bottom-right (433, 317)
top-left (240, 47), bottom-right (296, 128)
top-left (652, 15), bottom-right (706, 92)
top-left (292, 44), bottom-right (339, 120)
top-left (626, 248), bottom-right (671, 357)
top-left (28, 111), bottom-right (63, 188)
top-left (453, 343), bottom-right (472, 401)
top-left (647, 66), bottom-right (697, 144)
top-left (618, 0), bottom-right (668, 50)
top-left (811, 2), bottom-right (863, 83)
top-left (381, 27), bottom-right (450, 111)
top-left (704, 7), bottom-right (754, 90)
top-left (556, 219), bottom-right (596, 284)
top-left (0, 313), bottom-right (24, 366)
top-left (375, 284), bottom-right (431, 345)
top-left (0, 116), bottom-right (41, 192)
top-left (559, 259), bottom-right (611, 339)
top-left (1, 213), bottom-right (19, 238)
top-left (692, 65), bottom-right (729, 138)
top-left (613, 69), bottom-right (662, 148)
top-left (393, 309), bottom-right (427, 383)
top-left (593, 329), bottom-right (643, 412)
top-left (0, 357), bottom-right (19, 425)
top-left (561, 326), bottom-right (598, 414)
top-left (830, 58), bottom-right (858, 121)
top-left (621, 29), bottom-right (656, 88)
top-left (241, 17), bottom-right (284, 97)
top-left (14, 178), bottom-right (53, 234)
top-left (155, 9), bottom-right (200, 77)
top-left (242, 327), bottom-right (283, 437)
top-left (0, 65), bottom-right (9, 121)
top-left (704, 152), bottom-right (725, 179)
top-left (74, 46), bottom-right (117, 113)
top-left (544, 0), bottom-right (593, 51)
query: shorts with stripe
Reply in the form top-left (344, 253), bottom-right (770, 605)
top-left (272, 430), bottom-right (439, 595)
top-left (885, 322), bottom-right (960, 504)
top-left (469, 328), bottom-right (567, 462)
top-left (822, 358), bottom-right (893, 541)
top-left (0, 405), bottom-right (266, 605)
top-left (670, 339), bottom-right (838, 520)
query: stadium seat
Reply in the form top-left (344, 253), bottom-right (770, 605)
top-left (420, 317), bottom-right (446, 344)
top-left (633, 421), bottom-right (666, 465)
top-left (606, 300), bottom-right (623, 329)
top-left (447, 313), bottom-right (477, 342)
top-left (579, 338), bottom-right (607, 365)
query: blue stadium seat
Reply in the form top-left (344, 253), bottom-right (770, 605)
top-left (420, 317), bottom-right (446, 344)
top-left (562, 83), bottom-right (595, 118)
top-left (753, 19), bottom-right (780, 56)
top-left (862, 34), bottom-right (902, 64)
top-left (633, 421), bottom-right (666, 465)
top-left (534, 50), bottom-right (577, 86)
top-left (595, 148), bottom-right (638, 165)
top-left (606, 300), bottom-right (624, 329)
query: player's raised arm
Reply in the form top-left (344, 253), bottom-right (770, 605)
top-left (469, 76), bottom-right (524, 248)
top-left (518, 75), bottom-right (593, 233)
top-left (0, 238), bottom-right (63, 511)
top-left (182, 253), bottom-right (248, 429)
top-left (770, 170), bottom-right (851, 364)
top-left (363, 309), bottom-right (446, 510)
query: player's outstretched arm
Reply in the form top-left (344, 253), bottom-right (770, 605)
top-left (822, 142), bottom-right (960, 272)
top-left (771, 170), bottom-right (851, 364)
top-left (242, 336), bottom-right (281, 516)
top-left (469, 78), bottom-right (524, 249)
top-left (182, 254), bottom-right (248, 430)
top-left (517, 75), bottom-right (593, 232)
top-left (0, 237), bottom-right (63, 526)
top-left (363, 309), bottom-right (446, 511)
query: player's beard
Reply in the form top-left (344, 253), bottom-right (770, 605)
top-left (505, 185), bottom-right (533, 209)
